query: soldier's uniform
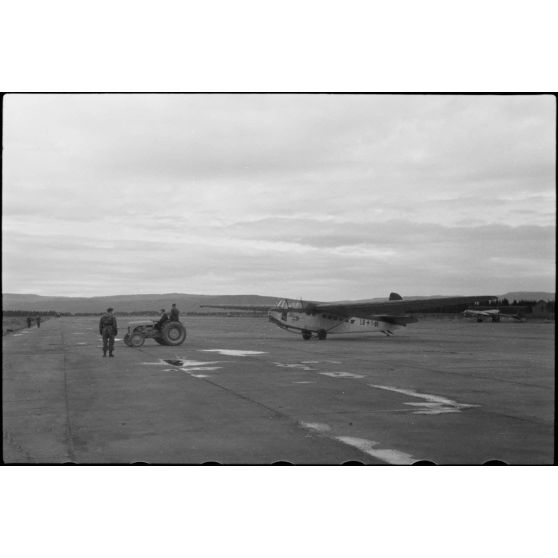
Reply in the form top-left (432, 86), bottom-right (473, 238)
top-left (99, 309), bottom-right (118, 357)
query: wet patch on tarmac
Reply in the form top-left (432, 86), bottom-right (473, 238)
top-left (164, 359), bottom-right (221, 369)
top-left (336, 436), bottom-right (415, 464)
top-left (273, 362), bottom-right (317, 371)
top-left (300, 422), bottom-right (415, 464)
top-left (200, 349), bottom-right (267, 357)
top-left (368, 384), bottom-right (480, 415)
top-left (300, 422), bottom-right (331, 433)
top-left (275, 360), bottom-right (344, 372)
top-left (139, 358), bottom-right (223, 378)
top-left (320, 372), bottom-right (364, 379)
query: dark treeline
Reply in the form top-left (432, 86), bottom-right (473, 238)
top-left (4, 301), bottom-right (553, 317)
top-left (512, 300), bottom-right (555, 311)
top-left (3, 310), bottom-right (64, 317)
top-left (3, 310), bottom-right (160, 317)
top-left (3, 310), bottom-right (268, 318)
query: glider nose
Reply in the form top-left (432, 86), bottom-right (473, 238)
top-left (268, 311), bottom-right (281, 325)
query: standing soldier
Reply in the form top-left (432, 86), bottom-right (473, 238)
top-left (99, 307), bottom-right (118, 357)
top-left (170, 303), bottom-right (180, 322)
top-left (27, 316), bottom-right (32, 328)
top-left (36, 315), bottom-right (41, 328)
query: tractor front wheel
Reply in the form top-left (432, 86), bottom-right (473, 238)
top-left (129, 332), bottom-right (145, 347)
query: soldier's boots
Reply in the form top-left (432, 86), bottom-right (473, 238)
top-left (103, 351), bottom-right (107, 357)
top-left (109, 353), bottom-right (114, 357)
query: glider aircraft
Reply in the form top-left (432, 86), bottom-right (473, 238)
top-left (202, 292), bottom-right (498, 340)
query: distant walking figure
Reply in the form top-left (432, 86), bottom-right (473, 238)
top-left (99, 308), bottom-right (118, 357)
top-left (27, 316), bottom-right (32, 328)
top-left (170, 303), bottom-right (180, 322)
top-left (36, 316), bottom-right (41, 328)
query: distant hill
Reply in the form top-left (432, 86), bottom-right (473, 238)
top-left (2, 291), bottom-right (554, 313)
top-left (2, 293), bottom-right (281, 314)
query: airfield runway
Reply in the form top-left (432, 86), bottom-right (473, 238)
top-left (2, 315), bottom-right (554, 464)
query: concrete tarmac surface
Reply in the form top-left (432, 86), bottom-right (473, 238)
top-left (2, 316), bottom-right (554, 464)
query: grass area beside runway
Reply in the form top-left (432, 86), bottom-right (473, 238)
top-left (2, 316), bottom-right (51, 335)
top-left (3, 317), bottom-right (29, 336)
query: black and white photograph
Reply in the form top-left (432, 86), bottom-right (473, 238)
top-left (2, 1), bottom-right (558, 555)
top-left (2, 93), bottom-right (555, 465)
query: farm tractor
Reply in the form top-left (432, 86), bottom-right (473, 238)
top-left (123, 320), bottom-right (186, 347)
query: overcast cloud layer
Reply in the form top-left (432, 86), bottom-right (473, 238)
top-left (2, 94), bottom-right (555, 299)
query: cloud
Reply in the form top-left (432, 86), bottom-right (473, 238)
top-left (2, 94), bottom-right (555, 298)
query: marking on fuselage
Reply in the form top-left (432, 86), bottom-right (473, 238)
top-left (76, 342), bottom-right (88, 345)
top-left (320, 372), bottom-right (364, 379)
top-left (293, 381), bottom-right (316, 384)
top-left (368, 384), bottom-right (479, 415)
top-left (200, 349), bottom-right (267, 357)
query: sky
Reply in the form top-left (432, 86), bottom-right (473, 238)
top-left (2, 94), bottom-right (555, 300)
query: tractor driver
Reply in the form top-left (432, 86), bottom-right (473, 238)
top-left (170, 303), bottom-right (180, 322)
top-left (155, 308), bottom-right (169, 330)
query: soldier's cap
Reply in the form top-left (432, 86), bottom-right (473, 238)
top-left (107, 307), bottom-right (114, 312)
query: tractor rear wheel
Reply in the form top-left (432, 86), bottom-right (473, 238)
top-left (160, 321), bottom-right (186, 346)
top-left (123, 334), bottom-right (132, 346)
top-left (154, 338), bottom-right (168, 345)
top-left (130, 332), bottom-right (145, 347)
